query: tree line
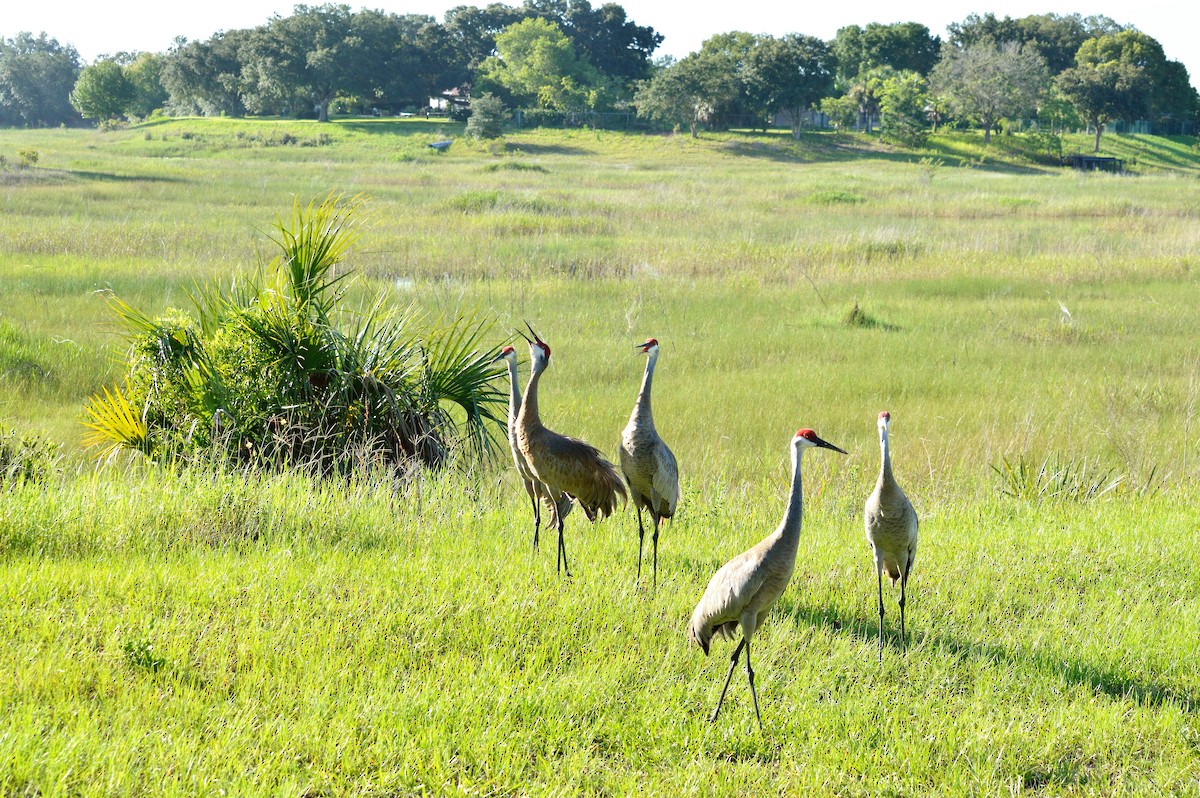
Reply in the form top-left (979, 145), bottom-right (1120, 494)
top-left (1, 6), bottom-right (1197, 150)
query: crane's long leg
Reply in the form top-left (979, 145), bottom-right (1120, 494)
top-left (745, 639), bottom-right (762, 731)
top-left (635, 507), bottom-right (646, 582)
top-left (651, 514), bottom-right (660, 590)
top-left (529, 489), bottom-right (541, 552)
top-left (710, 638), bottom-right (745, 723)
top-left (899, 560), bottom-right (912, 653)
top-left (877, 567), bottom-right (886, 663)
top-left (556, 511), bottom-right (571, 579)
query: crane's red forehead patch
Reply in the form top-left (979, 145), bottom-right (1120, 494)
top-left (796, 428), bottom-right (816, 439)
top-left (879, 410), bottom-right (890, 421)
top-left (644, 338), bottom-right (659, 347)
top-left (501, 345), bottom-right (515, 355)
top-left (535, 341), bottom-right (551, 357)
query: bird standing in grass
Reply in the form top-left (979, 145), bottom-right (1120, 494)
top-left (864, 410), bottom-right (919, 662)
top-left (516, 324), bottom-right (626, 578)
top-left (619, 338), bottom-right (679, 587)
top-left (689, 428), bottom-right (846, 727)
top-left (492, 345), bottom-right (572, 552)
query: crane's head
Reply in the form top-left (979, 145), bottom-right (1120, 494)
top-left (491, 345), bottom-right (517, 364)
top-left (793, 428), bottom-right (847, 455)
top-left (517, 322), bottom-right (551, 370)
top-left (636, 338), bottom-right (659, 355)
top-left (878, 410), bottom-right (891, 428)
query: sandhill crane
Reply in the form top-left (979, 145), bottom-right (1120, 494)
top-left (618, 338), bottom-right (679, 587)
top-left (492, 345), bottom-right (572, 551)
top-left (689, 428), bottom-right (846, 727)
top-left (516, 324), bottom-right (627, 578)
top-left (864, 410), bottom-right (919, 662)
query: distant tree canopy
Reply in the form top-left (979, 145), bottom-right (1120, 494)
top-left (1, 4), bottom-right (1196, 140)
top-left (745, 34), bottom-right (835, 136)
top-left (0, 32), bottom-right (81, 126)
top-left (947, 12), bottom-right (1124, 74)
top-left (70, 59), bottom-right (135, 121)
top-left (475, 17), bottom-right (610, 111)
top-left (832, 22), bottom-right (940, 85)
top-left (930, 41), bottom-right (1049, 143)
top-left (1056, 60), bottom-right (1149, 152)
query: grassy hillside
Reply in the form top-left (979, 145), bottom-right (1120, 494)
top-left (1, 120), bottom-right (1199, 796)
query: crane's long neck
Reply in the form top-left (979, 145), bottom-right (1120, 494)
top-left (518, 358), bottom-right (544, 432)
top-left (876, 427), bottom-right (895, 489)
top-left (505, 357), bottom-right (522, 428)
top-left (779, 444), bottom-right (806, 544)
top-left (630, 350), bottom-right (658, 428)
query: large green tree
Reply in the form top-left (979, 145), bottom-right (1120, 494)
top-left (1076, 30), bottom-right (1197, 128)
top-left (522, 0), bottom-right (661, 93)
top-left (745, 34), bottom-right (834, 137)
top-left (876, 71), bottom-right (929, 145)
top-left (1056, 61), bottom-right (1149, 151)
top-left (124, 52), bottom-right (168, 118)
top-left (475, 17), bottom-right (609, 111)
top-left (930, 41), bottom-right (1049, 143)
top-left (160, 32), bottom-right (251, 116)
top-left (833, 22), bottom-right (940, 85)
top-left (242, 4), bottom-right (387, 121)
top-left (633, 52), bottom-right (738, 137)
top-left (948, 13), bottom-right (1123, 75)
top-left (70, 59), bottom-right (136, 122)
top-left (0, 32), bottom-right (81, 126)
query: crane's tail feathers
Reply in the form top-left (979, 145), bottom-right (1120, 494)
top-left (576, 458), bottom-right (628, 522)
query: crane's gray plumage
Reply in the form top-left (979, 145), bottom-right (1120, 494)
top-left (689, 428), bottom-right (846, 727)
top-left (619, 338), bottom-right (679, 587)
top-left (515, 325), bottom-right (627, 578)
top-left (492, 346), bottom-right (572, 552)
top-left (864, 410), bottom-right (918, 661)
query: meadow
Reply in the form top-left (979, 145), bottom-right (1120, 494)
top-left (1, 118), bottom-right (1199, 795)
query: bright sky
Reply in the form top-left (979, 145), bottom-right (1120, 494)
top-left (4, 0), bottom-right (1198, 85)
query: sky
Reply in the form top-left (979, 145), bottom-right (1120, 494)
top-left (4, 0), bottom-right (1198, 85)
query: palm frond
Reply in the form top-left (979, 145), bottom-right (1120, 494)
top-left (82, 382), bottom-right (151, 459)
top-left (267, 192), bottom-right (364, 322)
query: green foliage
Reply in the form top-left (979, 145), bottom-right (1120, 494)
top-left (877, 70), bottom-right (930, 146)
top-left (930, 41), bottom-right (1050, 143)
top-left (70, 59), bottom-right (136, 122)
top-left (0, 423), bottom-right (58, 485)
top-left (476, 18), bottom-right (611, 112)
top-left (991, 454), bottom-right (1125, 503)
top-left (1056, 61), bottom-right (1149, 152)
top-left (0, 32), bottom-right (81, 127)
top-left (83, 194), bottom-right (505, 474)
top-left (465, 92), bottom-right (508, 139)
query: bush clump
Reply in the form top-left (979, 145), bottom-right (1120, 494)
top-left (466, 93), bottom-right (508, 140)
top-left (83, 194), bottom-right (505, 475)
top-left (0, 423), bottom-right (58, 485)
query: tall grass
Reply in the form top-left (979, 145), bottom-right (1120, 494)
top-left (1, 121), bottom-right (1199, 794)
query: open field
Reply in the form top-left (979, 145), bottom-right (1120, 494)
top-left (2, 119), bottom-right (1200, 795)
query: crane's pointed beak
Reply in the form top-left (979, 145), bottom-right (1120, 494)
top-left (489, 351), bottom-right (506, 364)
top-left (816, 436), bottom-right (848, 455)
top-left (524, 320), bottom-right (543, 343)
top-left (516, 328), bottom-right (533, 344)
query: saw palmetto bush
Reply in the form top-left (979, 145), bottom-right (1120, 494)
top-left (83, 194), bottom-right (505, 475)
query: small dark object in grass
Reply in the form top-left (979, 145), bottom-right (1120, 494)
top-left (843, 301), bottom-right (898, 331)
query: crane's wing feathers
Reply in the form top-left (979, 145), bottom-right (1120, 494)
top-left (523, 428), bottom-right (626, 520)
top-left (651, 442), bottom-right (679, 517)
top-left (688, 550), bottom-right (767, 655)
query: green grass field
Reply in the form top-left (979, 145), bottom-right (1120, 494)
top-left (2, 119), bottom-right (1199, 795)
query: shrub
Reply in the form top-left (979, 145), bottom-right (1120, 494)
top-left (466, 93), bottom-right (508, 139)
top-left (83, 194), bottom-right (506, 475)
top-left (0, 423), bottom-right (58, 485)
